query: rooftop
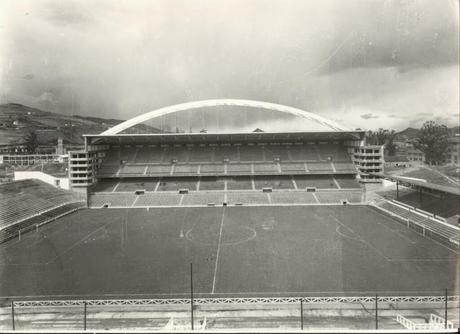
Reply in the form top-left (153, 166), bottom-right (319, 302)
top-left (84, 130), bottom-right (365, 146)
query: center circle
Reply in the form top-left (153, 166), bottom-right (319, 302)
top-left (185, 225), bottom-right (256, 246)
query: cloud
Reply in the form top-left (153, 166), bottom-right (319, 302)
top-left (0, 0), bottom-right (458, 132)
top-left (40, 0), bottom-right (96, 26)
top-left (360, 113), bottom-right (379, 119)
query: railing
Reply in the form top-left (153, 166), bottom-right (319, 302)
top-left (12, 294), bottom-right (460, 307)
top-left (373, 199), bottom-right (459, 246)
top-left (0, 201), bottom-right (86, 243)
top-left (430, 313), bottom-right (454, 329)
top-left (396, 313), bottom-right (454, 330)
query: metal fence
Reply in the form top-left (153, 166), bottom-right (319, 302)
top-left (4, 294), bottom-right (459, 331)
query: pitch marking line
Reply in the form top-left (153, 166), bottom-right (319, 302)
top-left (332, 176), bottom-right (341, 189)
top-left (335, 226), bottom-right (358, 240)
top-left (331, 215), bottom-right (457, 262)
top-left (112, 181), bottom-right (121, 192)
top-left (365, 208), bottom-right (417, 244)
top-left (329, 216), bottom-right (390, 261)
top-left (211, 207), bottom-right (226, 294)
top-left (371, 207), bottom-right (459, 255)
top-left (46, 223), bottom-right (110, 265)
top-left (312, 193), bottom-right (319, 204)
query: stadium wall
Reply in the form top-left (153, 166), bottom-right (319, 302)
top-left (14, 171), bottom-right (70, 190)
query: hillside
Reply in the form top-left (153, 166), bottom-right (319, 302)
top-left (394, 126), bottom-right (459, 142)
top-left (0, 103), bottom-right (161, 146)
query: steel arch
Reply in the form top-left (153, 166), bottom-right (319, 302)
top-left (101, 99), bottom-right (350, 135)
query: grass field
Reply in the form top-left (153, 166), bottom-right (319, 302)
top-left (0, 205), bottom-right (458, 299)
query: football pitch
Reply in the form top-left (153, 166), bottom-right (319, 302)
top-left (0, 205), bottom-right (458, 299)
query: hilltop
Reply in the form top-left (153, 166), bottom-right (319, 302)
top-left (394, 126), bottom-right (459, 142)
top-left (0, 103), bottom-right (161, 146)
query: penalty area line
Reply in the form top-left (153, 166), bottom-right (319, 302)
top-left (211, 207), bottom-right (226, 294)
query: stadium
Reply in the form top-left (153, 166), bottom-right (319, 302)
top-left (0, 100), bottom-right (458, 330)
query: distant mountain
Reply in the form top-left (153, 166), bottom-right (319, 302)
top-left (393, 127), bottom-right (420, 141)
top-left (394, 126), bottom-right (459, 142)
top-left (0, 103), bottom-right (161, 146)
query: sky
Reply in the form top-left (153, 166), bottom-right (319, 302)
top-left (0, 0), bottom-right (458, 131)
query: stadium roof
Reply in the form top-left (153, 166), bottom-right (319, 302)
top-left (84, 131), bottom-right (365, 146)
top-left (383, 174), bottom-right (460, 196)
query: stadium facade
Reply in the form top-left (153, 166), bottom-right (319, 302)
top-left (67, 100), bottom-right (376, 203)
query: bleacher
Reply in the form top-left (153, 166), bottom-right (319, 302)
top-left (96, 143), bottom-right (355, 178)
top-left (375, 200), bottom-right (459, 245)
top-left (307, 162), bottom-right (334, 173)
top-left (157, 178), bottom-right (197, 191)
top-left (227, 163), bottom-right (252, 174)
top-left (146, 164), bottom-right (173, 176)
top-left (264, 145), bottom-right (290, 161)
top-left (213, 145), bottom-right (238, 162)
top-left (253, 176), bottom-right (294, 189)
top-left (0, 202), bottom-right (85, 243)
top-left (253, 163), bottom-right (279, 174)
top-left (226, 177), bottom-right (253, 190)
top-left (270, 191), bottom-right (317, 204)
top-left (134, 193), bottom-right (181, 207)
top-left (0, 180), bottom-right (84, 242)
top-left (89, 188), bottom-right (363, 207)
top-left (317, 144), bottom-right (351, 161)
top-left (119, 165), bottom-right (146, 175)
top-left (381, 191), bottom-right (460, 219)
top-left (199, 177), bottom-right (226, 190)
top-left (294, 175), bottom-right (337, 189)
top-left (181, 192), bottom-right (225, 206)
top-left (334, 175), bottom-right (361, 189)
top-left (239, 145), bottom-right (264, 161)
top-left (200, 164), bottom-right (225, 175)
top-left (174, 164), bottom-right (198, 175)
top-left (226, 192), bottom-right (270, 205)
top-left (315, 191), bottom-right (362, 204)
top-left (280, 163), bottom-right (306, 174)
top-left (333, 162), bottom-right (357, 173)
top-left (90, 141), bottom-right (362, 208)
top-left (116, 179), bottom-right (158, 192)
top-left (89, 193), bottom-right (137, 207)
top-left (0, 180), bottom-right (79, 229)
top-left (97, 164), bottom-right (120, 176)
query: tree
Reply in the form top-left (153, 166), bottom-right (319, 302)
top-left (24, 131), bottom-right (39, 154)
top-left (414, 121), bottom-right (450, 165)
top-left (366, 128), bottom-right (396, 155)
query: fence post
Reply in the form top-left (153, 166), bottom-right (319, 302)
top-left (300, 298), bottom-right (303, 330)
top-left (11, 301), bottom-right (15, 331)
top-left (190, 263), bottom-right (194, 331)
top-left (444, 288), bottom-right (447, 329)
top-left (375, 294), bottom-right (378, 329)
top-left (83, 301), bottom-right (87, 330)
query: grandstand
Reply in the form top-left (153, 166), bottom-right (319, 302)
top-left (73, 117), bottom-right (364, 211)
top-left (373, 199), bottom-right (459, 247)
top-left (82, 134), bottom-right (362, 208)
top-left (0, 180), bottom-right (85, 242)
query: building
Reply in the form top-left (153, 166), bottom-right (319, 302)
top-left (393, 141), bottom-right (425, 164)
top-left (384, 155), bottom-right (410, 169)
top-left (0, 154), bottom-right (64, 166)
top-left (353, 145), bottom-right (384, 182)
top-left (446, 135), bottom-right (460, 167)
